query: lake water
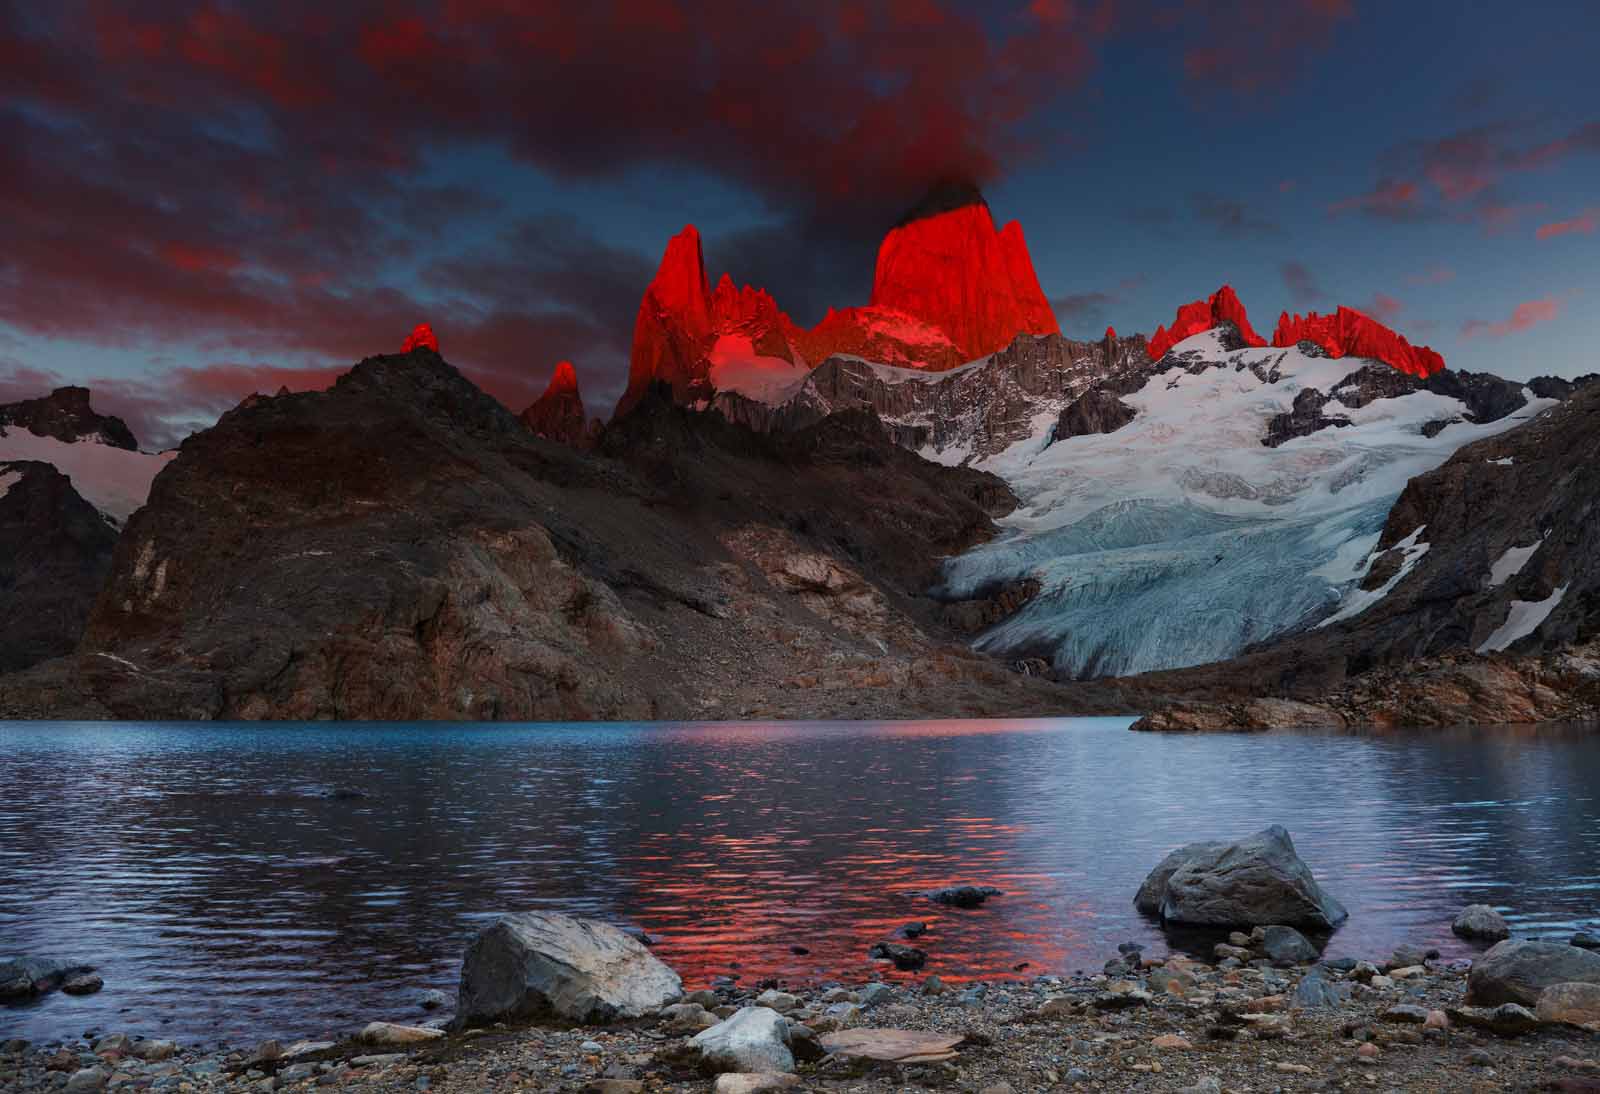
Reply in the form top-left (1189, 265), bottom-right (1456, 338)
top-left (1, 718), bottom-right (1597, 1046)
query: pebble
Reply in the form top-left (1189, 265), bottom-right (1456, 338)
top-left (1151, 1033), bottom-right (1192, 1049)
top-left (1356, 1042), bottom-right (1380, 1061)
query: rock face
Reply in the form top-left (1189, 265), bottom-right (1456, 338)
top-left (718, 331), bottom-right (1155, 463)
top-left (1054, 387), bottom-right (1137, 441)
top-left (868, 182), bottom-right (1059, 362)
top-left (1466, 940), bottom-right (1600, 1006)
top-left (520, 361), bottom-right (589, 447)
top-left (0, 386), bottom-right (138, 450)
top-left (456, 911), bottom-right (682, 1026)
top-left (690, 1007), bottom-right (794, 1074)
top-left (1453, 905), bottom-right (1511, 943)
top-left (1137, 826), bottom-right (1348, 930)
top-left (1273, 307), bottom-right (1445, 378)
top-left (0, 461), bottom-right (119, 672)
top-left (1147, 286), bottom-right (1267, 361)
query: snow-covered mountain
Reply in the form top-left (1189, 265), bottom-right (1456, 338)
top-left (937, 330), bottom-right (1557, 677)
top-left (0, 387), bottom-right (172, 524)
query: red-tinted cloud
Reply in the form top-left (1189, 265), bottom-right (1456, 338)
top-left (1460, 297), bottom-right (1562, 339)
top-left (1280, 261), bottom-right (1323, 306)
top-left (1178, 0), bottom-right (1353, 96)
top-left (1536, 209), bottom-right (1599, 240)
top-left (1367, 292), bottom-right (1403, 322)
top-left (1335, 120), bottom-right (1600, 230)
top-left (1406, 265), bottom-right (1455, 286)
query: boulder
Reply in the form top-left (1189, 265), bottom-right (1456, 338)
top-left (457, 911), bottom-right (682, 1026)
top-left (1261, 925), bottom-right (1318, 965)
top-left (1136, 826), bottom-right (1347, 929)
top-left (691, 1007), bottom-right (794, 1075)
top-left (1452, 905), bottom-right (1511, 942)
top-left (358, 1022), bottom-right (444, 1046)
top-left (867, 942), bottom-right (926, 970)
top-left (928, 885), bottom-right (1001, 908)
top-left (1466, 940), bottom-right (1600, 1006)
top-left (1447, 1002), bottom-right (1542, 1037)
top-left (712, 1075), bottom-right (801, 1094)
top-left (1536, 982), bottom-right (1600, 1030)
top-left (0, 958), bottom-right (97, 1000)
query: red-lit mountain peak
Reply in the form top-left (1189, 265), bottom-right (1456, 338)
top-left (401, 322), bottom-right (439, 353)
top-left (1273, 307), bottom-right (1447, 377)
top-left (1146, 286), bottom-right (1267, 360)
top-left (521, 361), bottom-right (588, 447)
top-left (870, 182), bottom-right (1059, 361)
top-left (546, 360), bottom-right (579, 396)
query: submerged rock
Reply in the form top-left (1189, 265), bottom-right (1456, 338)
top-left (1136, 825), bottom-right (1348, 930)
top-left (0, 957), bottom-right (97, 1000)
top-left (929, 885), bottom-right (1002, 908)
top-left (456, 911), bottom-right (682, 1026)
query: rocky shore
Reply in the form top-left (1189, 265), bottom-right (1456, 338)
top-left (6, 934), bottom-right (1599, 1094)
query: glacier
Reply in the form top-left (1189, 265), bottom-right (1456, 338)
top-left (940, 331), bottom-right (1557, 678)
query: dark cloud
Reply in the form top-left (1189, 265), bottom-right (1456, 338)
top-left (1332, 119), bottom-right (1600, 228)
top-left (1190, 193), bottom-right (1283, 239)
top-left (0, 0), bottom-right (1370, 438)
top-left (1051, 275), bottom-right (1147, 336)
top-left (1175, 0), bottom-right (1354, 96)
top-left (1280, 261), bottom-right (1323, 307)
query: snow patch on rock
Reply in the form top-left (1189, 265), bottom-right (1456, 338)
top-left (1478, 585), bottom-right (1569, 653)
top-left (0, 429), bottom-right (173, 522)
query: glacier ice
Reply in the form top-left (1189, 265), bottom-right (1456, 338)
top-left (943, 331), bottom-right (1556, 678)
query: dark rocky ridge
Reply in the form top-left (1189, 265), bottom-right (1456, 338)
top-left (0, 386), bottom-right (138, 449)
top-left (0, 351), bottom-right (1097, 721)
top-left (716, 331), bottom-right (1156, 463)
top-left (0, 461), bottom-right (120, 672)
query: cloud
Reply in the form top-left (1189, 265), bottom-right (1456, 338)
top-left (1328, 179), bottom-right (1429, 221)
top-left (1190, 193), bottom-right (1283, 238)
top-left (1406, 265), bottom-right (1456, 286)
top-left (1536, 209), bottom-right (1599, 240)
top-left (1280, 261), bottom-right (1323, 307)
top-left (1177, 0), bottom-right (1354, 96)
top-left (1460, 297), bottom-right (1563, 339)
top-left (1051, 275), bottom-right (1147, 334)
top-left (1334, 120), bottom-right (1600, 228)
top-left (1367, 293), bottom-right (1404, 322)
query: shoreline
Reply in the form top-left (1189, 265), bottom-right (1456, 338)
top-left (6, 936), bottom-right (1599, 1092)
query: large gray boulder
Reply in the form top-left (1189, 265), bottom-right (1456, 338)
top-left (1466, 940), bottom-right (1600, 1006)
top-left (691, 1007), bottom-right (794, 1074)
top-left (456, 912), bottom-right (681, 1026)
top-left (1135, 826), bottom-right (1347, 930)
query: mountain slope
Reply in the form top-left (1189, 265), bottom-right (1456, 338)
top-left (0, 351), bottom-right (1087, 721)
top-left (0, 461), bottom-right (120, 673)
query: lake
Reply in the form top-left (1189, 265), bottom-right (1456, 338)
top-left (1, 718), bottom-right (1597, 1046)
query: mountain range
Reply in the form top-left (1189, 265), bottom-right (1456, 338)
top-left (1, 184), bottom-right (1595, 726)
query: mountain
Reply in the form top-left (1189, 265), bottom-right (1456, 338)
top-left (867, 182), bottom-right (1059, 360)
top-left (617, 183), bottom-right (1060, 415)
top-left (1272, 307), bottom-right (1445, 377)
top-left (0, 349), bottom-right (1092, 721)
top-left (937, 329), bottom-right (1567, 679)
top-left (0, 386), bottom-right (172, 522)
top-left (714, 330), bottom-right (1155, 462)
top-left (402, 323), bottom-right (440, 353)
top-left (520, 361), bottom-right (591, 447)
top-left (0, 460), bottom-right (119, 673)
top-left (0, 385), bottom-right (138, 450)
top-left (1146, 285), bottom-right (1268, 360)
top-left (1128, 378), bottom-right (1600, 729)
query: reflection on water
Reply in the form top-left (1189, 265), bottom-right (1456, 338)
top-left (0, 718), bottom-right (1597, 1044)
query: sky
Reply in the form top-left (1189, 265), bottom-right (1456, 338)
top-left (2, 0), bottom-right (1597, 447)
